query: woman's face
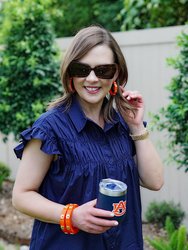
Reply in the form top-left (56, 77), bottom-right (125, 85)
top-left (71, 45), bottom-right (118, 108)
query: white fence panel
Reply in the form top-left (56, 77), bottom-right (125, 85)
top-left (1, 25), bottom-right (187, 226)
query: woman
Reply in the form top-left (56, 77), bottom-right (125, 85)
top-left (12, 25), bottom-right (164, 250)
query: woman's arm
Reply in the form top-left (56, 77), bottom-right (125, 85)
top-left (12, 139), bottom-right (63, 223)
top-left (133, 131), bottom-right (164, 190)
top-left (120, 89), bottom-right (164, 190)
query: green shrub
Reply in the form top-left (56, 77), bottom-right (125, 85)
top-left (0, 0), bottom-right (62, 141)
top-left (147, 216), bottom-right (188, 250)
top-left (0, 0), bottom-right (123, 40)
top-left (0, 161), bottom-right (10, 189)
top-left (152, 28), bottom-right (188, 172)
top-left (145, 201), bottom-right (185, 229)
top-left (119, 0), bottom-right (188, 31)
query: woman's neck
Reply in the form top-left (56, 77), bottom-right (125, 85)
top-left (77, 96), bottom-right (105, 128)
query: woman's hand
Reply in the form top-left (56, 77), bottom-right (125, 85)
top-left (71, 199), bottom-right (118, 234)
top-left (120, 87), bottom-right (145, 133)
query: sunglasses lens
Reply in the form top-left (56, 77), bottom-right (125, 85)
top-left (69, 62), bottom-right (89, 77)
top-left (95, 65), bottom-right (116, 79)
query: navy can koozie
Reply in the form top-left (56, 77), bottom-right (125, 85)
top-left (96, 178), bottom-right (127, 222)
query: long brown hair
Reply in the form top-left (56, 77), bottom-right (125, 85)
top-left (48, 25), bottom-right (135, 121)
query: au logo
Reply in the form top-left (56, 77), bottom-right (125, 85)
top-left (112, 200), bottom-right (126, 216)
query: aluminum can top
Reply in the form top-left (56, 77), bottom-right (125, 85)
top-left (99, 178), bottom-right (127, 197)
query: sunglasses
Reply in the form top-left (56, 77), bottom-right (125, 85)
top-left (68, 62), bottom-right (117, 79)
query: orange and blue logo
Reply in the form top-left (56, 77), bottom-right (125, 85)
top-left (112, 200), bottom-right (126, 216)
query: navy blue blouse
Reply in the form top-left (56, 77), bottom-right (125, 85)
top-left (14, 97), bottom-right (143, 250)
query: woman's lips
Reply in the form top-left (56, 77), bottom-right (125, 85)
top-left (85, 86), bottom-right (100, 94)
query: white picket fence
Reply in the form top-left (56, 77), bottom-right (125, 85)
top-left (1, 25), bottom-right (188, 226)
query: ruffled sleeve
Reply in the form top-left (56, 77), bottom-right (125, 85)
top-left (14, 125), bottom-right (61, 159)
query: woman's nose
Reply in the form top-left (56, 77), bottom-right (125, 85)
top-left (86, 70), bottom-right (98, 82)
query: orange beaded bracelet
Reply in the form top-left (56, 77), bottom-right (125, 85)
top-left (65, 204), bottom-right (79, 234)
top-left (60, 204), bottom-right (79, 235)
top-left (60, 205), bottom-right (69, 234)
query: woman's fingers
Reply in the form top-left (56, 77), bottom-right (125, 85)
top-left (123, 91), bottom-right (142, 101)
top-left (71, 199), bottom-right (118, 234)
top-left (120, 87), bottom-right (144, 108)
top-left (89, 214), bottom-right (118, 227)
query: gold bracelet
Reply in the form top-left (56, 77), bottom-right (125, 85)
top-left (130, 128), bottom-right (149, 141)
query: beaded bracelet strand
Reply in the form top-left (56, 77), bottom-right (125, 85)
top-left (60, 205), bottom-right (69, 234)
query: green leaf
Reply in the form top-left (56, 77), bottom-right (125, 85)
top-left (177, 226), bottom-right (187, 250)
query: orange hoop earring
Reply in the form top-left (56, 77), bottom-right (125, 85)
top-left (109, 81), bottom-right (118, 96)
top-left (69, 78), bottom-right (75, 93)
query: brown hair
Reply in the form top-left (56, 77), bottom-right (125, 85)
top-left (48, 25), bottom-right (135, 121)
